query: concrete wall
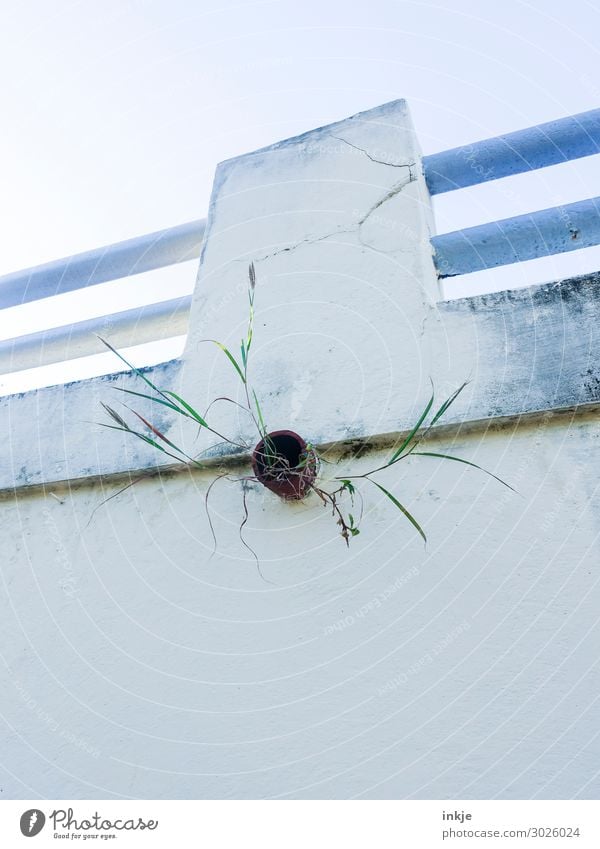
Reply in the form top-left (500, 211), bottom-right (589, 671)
top-left (1, 100), bottom-right (599, 800)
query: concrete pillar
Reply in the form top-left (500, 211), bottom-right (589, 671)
top-left (179, 99), bottom-right (441, 454)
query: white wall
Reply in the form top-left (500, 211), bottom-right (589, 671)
top-left (1, 101), bottom-right (599, 800)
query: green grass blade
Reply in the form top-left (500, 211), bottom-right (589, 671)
top-left (388, 391), bottom-right (435, 464)
top-left (213, 341), bottom-right (246, 384)
top-left (252, 389), bottom-right (267, 436)
top-left (128, 409), bottom-right (184, 453)
top-left (246, 264), bottom-right (255, 353)
top-left (97, 336), bottom-right (168, 397)
top-left (96, 422), bottom-right (132, 434)
top-left (100, 402), bottom-right (129, 429)
top-left (112, 387), bottom-right (183, 414)
top-left (98, 336), bottom-right (197, 422)
top-left (430, 381), bottom-right (469, 428)
top-left (162, 391), bottom-right (209, 427)
top-left (102, 401), bottom-right (192, 461)
top-left (411, 451), bottom-right (516, 491)
top-left (97, 421), bottom-right (182, 461)
top-left (368, 480), bottom-right (427, 544)
top-left (135, 434), bottom-right (190, 464)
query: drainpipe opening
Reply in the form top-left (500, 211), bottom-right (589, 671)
top-left (252, 430), bottom-right (317, 500)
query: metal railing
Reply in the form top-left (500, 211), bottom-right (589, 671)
top-left (425, 108), bottom-right (600, 278)
top-left (0, 220), bottom-right (205, 374)
top-left (1, 107), bottom-right (599, 376)
top-left (0, 296), bottom-right (191, 375)
top-left (431, 196), bottom-right (600, 277)
top-left (423, 108), bottom-right (600, 194)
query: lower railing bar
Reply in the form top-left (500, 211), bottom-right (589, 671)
top-left (432, 196), bottom-right (600, 277)
top-left (0, 295), bottom-right (191, 375)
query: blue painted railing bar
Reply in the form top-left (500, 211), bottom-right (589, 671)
top-left (432, 196), bottom-right (600, 277)
top-left (0, 219), bottom-right (206, 310)
top-left (423, 108), bottom-right (600, 195)
top-left (0, 295), bottom-right (191, 375)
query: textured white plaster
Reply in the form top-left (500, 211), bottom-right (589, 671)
top-left (1, 416), bottom-right (599, 799)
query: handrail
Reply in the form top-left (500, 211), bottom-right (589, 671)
top-left (423, 108), bottom-right (600, 195)
top-left (0, 219), bottom-right (206, 309)
top-left (1, 107), bottom-right (600, 378)
top-left (0, 295), bottom-right (191, 374)
top-left (432, 195), bottom-right (600, 277)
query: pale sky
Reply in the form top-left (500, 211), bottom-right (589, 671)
top-left (1, 0), bottom-right (600, 392)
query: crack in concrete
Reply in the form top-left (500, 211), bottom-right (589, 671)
top-left (241, 227), bottom-right (356, 265)
top-left (331, 134), bottom-right (413, 169)
top-left (330, 134), bottom-right (417, 234)
top-left (234, 138), bottom-right (417, 262)
top-left (357, 169), bottom-right (416, 229)
top-left (419, 300), bottom-right (434, 339)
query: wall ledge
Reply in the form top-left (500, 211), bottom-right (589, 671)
top-left (2, 270), bottom-right (600, 494)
